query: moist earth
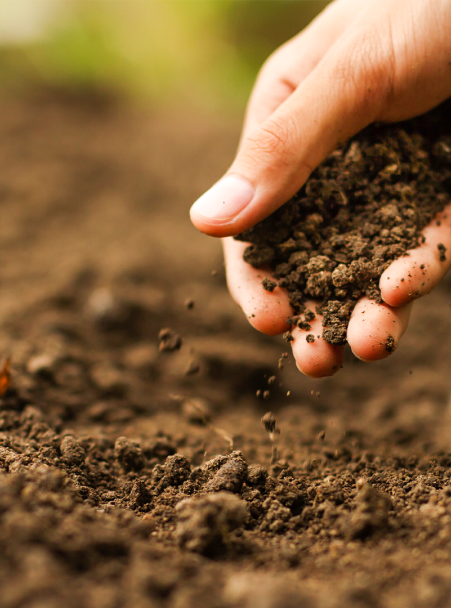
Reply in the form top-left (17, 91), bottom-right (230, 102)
top-left (0, 91), bottom-right (451, 608)
top-left (235, 102), bottom-right (451, 345)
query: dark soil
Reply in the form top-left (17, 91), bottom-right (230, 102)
top-left (235, 102), bottom-right (451, 345)
top-left (1, 90), bottom-right (451, 608)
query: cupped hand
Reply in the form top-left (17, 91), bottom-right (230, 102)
top-left (190, 0), bottom-right (451, 377)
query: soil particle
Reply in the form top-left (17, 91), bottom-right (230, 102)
top-left (246, 464), bottom-right (267, 487)
top-left (385, 334), bottom-right (396, 353)
top-left (235, 103), bottom-right (451, 346)
top-left (261, 412), bottom-right (277, 434)
top-left (60, 436), bottom-right (86, 466)
top-left (114, 437), bottom-right (145, 472)
top-left (243, 244), bottom-right (274, 268)
top-left (262, 278), bottom-right (277, 292)
top-left (158, 328), bottom-right (183, 352)
top-left (438, 243), bottom-right (447, 262)
top-left (306, 334), bottom-right (315, 343)
top-left (175, 492), bottom-right (248, 556)
top-left (163, 453), bottom-right (192, 487)
top-left (205, 451), bottom-right (248, 493)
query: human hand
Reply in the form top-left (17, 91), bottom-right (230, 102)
top-left (190, 0), bottom-right (451, 377)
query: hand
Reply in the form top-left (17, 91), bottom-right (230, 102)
top-left (190, 0), bottom-right (451, 377)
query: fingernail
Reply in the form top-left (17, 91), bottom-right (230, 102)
top-left (190, 175), bottom-right (254, 223)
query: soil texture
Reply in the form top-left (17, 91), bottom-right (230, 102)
top-left (235, 102), bottom-right (451, 345)
top-left (0, 90), bottom-right (450, 608)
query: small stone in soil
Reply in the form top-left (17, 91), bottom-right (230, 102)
top-left (158, 328), bottom-right (182, 352)
top-left (318, 430), bottom-right (326, 441)
top-left (263, 390), bottom-right (270, 400)
top-left (184, 298), bottom-right (195, 309)
top-left (267, 375), bottom-right (276, 385)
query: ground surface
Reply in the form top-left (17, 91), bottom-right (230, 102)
top-left (1, 91), bottom-right (451, 608)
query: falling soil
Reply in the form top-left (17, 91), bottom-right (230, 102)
top-left (1, 90), bottom-right (451, 608)
top-left (235, 102), bottom-right (451, 345)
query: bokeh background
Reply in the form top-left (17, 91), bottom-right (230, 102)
top-left (0, 0), bottom-right (333, 320)
top-left (0, 0), bottom-right (329, 110)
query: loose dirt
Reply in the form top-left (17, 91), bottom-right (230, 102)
top-left (0, 90), bottom-right (451, 608)
top-left (235, 102), bottom-right (451, 345)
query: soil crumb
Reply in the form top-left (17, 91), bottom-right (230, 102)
top-left (385, 334), bottom-right (396, 353)
top-left (438, 243), bottom-right (447, 262)
top-left (159, 327), bottom-right (183, 352)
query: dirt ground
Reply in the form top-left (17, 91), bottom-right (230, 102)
top-left (1, 90), bottom-right (451, 608)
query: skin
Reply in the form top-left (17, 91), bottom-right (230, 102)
top-left (190, 0), bottom-right (451, 377)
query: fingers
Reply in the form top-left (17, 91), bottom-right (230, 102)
top-left (347, 297), bottom-right (412, 362)
top-left (223, 238), bottom-right (291, 335)
top-left (240, 0), bottom-right (363, 140)
top-left (191, 0), bottom-right (451, 239)
top-left (190, 0), bottom-right (367, 238)
top-left (290, 305), bottom-right (344, 378)
top-left (190, 3), bottom-right (393, 237)
top-left (380, 204), bottom-right (451, 307)
top-left (224, 238), bottom-right (343, 377)
top-left (225, 234), bottom-right (412, 372)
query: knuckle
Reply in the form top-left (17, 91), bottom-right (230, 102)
top-left (257, 42), bottom-right (300, 94)
top-left (244, 113), bottom-right (298, 166)
top-left (330, 29), bottom-right (396, 115)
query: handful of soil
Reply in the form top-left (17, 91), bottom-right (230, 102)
top-left (234, 102), bottom-right (451, 345)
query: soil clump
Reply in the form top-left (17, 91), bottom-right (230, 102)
top-left (235, 102), bottom-right (451, 345)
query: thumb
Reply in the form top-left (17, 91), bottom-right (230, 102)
top-left (190, 22), bottom-right (394, 237)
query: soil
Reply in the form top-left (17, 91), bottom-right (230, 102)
top-left (1, 89), bottom-right (451, 608)
top-left (235, 102), bottom-right (451, 345)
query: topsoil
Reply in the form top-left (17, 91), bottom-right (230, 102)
top-left (1, 90), bottom-right (451, 608)
top-left (235, 102), bottom-right (451, 345)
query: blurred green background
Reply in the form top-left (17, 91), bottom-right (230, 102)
top-left (0, 0), bottom-right (330, 112)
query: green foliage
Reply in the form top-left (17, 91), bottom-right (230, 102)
top-left (0, 0), bottom-right (330, 111)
